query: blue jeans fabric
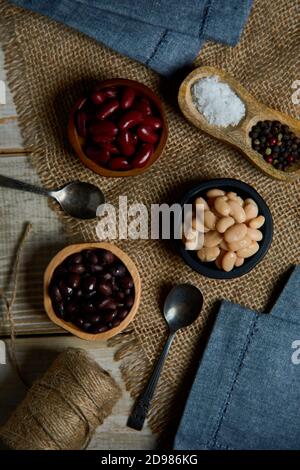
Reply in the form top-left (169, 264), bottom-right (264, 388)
top-left (174, 265), bottom-right (300, 450)
top-left (8, 0), bottom-right (253, 75)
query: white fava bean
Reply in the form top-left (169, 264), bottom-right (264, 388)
top-left (227, 191), bottom-right (237, 200)
top-left (235, 256), bottom-right (245, 267)
top-left (185, 232), bottom-right (204, 250)
top-left (237, 241), bottom-right (259, 258)
top-left (220, 239), bottom-right (230, 251)
top-left (224, 223), bottom-right (247, 243)
top-left (192, 216), bottom-right (206, 232)
top-left (247, 227), bottom-right (263, 241)
top-left (228, 236), bottom-right (251, 252)
top-left (204, 210), bottom-right (217, 230)
top-left (222, 251), bottom-right (237, 272)
top-left (215, 250), bottom-right (225, 269)
top-left (195, 196), bottom-right (209, 211)
top-left (214, 196), bottom-right (231, 216)
top-left (244, 203), bottom-right (258, 221)
top-left (204, 230), bottom-right (223, 248)
top-left (244, 198), bottom-right (258, 208)
top-left (206, 189), bottom-right (226, 198)
top-left (216, 216), bottom-right (235, 233)
top-left (228, 200), bottom-right (246, 223)
top-left (249, 215), bottom-right (265, 229)
top-left (197, 246), bottom-right (220, 262)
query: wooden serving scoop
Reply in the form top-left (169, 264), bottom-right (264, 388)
top-left (178, 66), bottom-right (300, 182)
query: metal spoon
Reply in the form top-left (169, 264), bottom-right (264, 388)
top-left (127, 283), bottom-right (203, 431)
top-left (0, 175), bottom-right (105, 219)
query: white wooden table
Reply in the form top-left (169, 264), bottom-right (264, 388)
top-left (0, 45), bottom-right (156, 450)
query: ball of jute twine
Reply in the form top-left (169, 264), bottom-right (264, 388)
top-left (0, 347), bottom-right (122, 450)
top-left (0, 223), bottom-right (121, 450)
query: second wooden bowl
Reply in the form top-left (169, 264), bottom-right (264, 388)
top-left (68, 78), bottom-right (168, 177)
top-left (44, 242), bottom-right (141, 341)
top-left (178, 66), bottom-right (300, 182)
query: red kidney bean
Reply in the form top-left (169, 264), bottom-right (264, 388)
top-left (86, 145), bottom-right (110, 164)
top-left (109, 157), bottom-right (131, 171)
top-left (141, 116), bottom-right (162, 130)
top-left (121, 87), bottom-right (136, 110)
top-left (117, 307), bottom-right (129, 320)
top-left (98, 282), bottom-right (113, 296)
top-left (92, 134), bottom-right (114, 145)
top-left (66, 274), bottom-right (81, 289)
top-left (103, 311), bottom-right (117, 324)
top-left (131, 133), bottom-right (138, 145)
top-left (131, 143), bottom-right (154, 168)
top-left (102, 142), bottom-right (119, 154)
top-left (104, 87), bottom-right (118, 98)
top-left (69, 263), bottom-right (85, 274)
top-left (118, 130), bottom-right (136, 156)
top-left (96, 99), bottom-right (119, 120)
top-left (76, 110), bottom-right (88, 137)
top-left (119, 110), bottom-right (143, 130)
top-left (137, 125), bottom-right (158, 144)
top-left (83, 276), bottom-right (97, 293)
top-left (90, 120), bottom-right (118, 137)
top-left (91, 90), bottom-right (106, 106)
top-left (133, 98), bottom-right (152, 116)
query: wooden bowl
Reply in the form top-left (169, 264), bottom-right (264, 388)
top-left (44, 242), bottom-right (141, 340)
top-left (178, 66), bottom-right (300, 182)
top-left (68, 78), bottom-right (168, 177)
top-left (175, 179), bottom-right (273, 279)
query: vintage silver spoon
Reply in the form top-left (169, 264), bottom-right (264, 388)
top-left (127, 283), bottom-right (203, 431)
top-left (0, 175), bottom-right (105, 219)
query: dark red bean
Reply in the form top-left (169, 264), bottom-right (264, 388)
top-left (76, 110), bottom-right (88, 138)
top-left (66, 302), bottom-right (79, 316)
top-left (111, 319), bottom-right (121, 328)
top-left (125, 295), bottom-right (134, 308)
top-left (131, 143), bottom-right (154, 168)
top-left (69, 263), bottom-right (85, 274)
top-left (124, 288), bottom-right (131, 296)
top-left (91, 90), bottom-right (106, 106)
top-left (83, 276), bottom-right (97, 293)
top-left (121, 275), bottom-right (134, 290)
top-left (85, 251), bottom-right (98, 264)
top-left (69, 253), bottom-right (83, 264)
top-left (98, 282), bottom-right (113, 296)
top-left (53, 302), bottom-right (65, 318)
top-left (82, 321), bottom-right (92, 332)
top-left (115, 291), bottom-right (125, 301)
top-left (137, 126), bottom-right (158, 144)
top-left (58, 280), bottom-right (73, 299)
top-left (89, 324), bottom-right (108, 334)
top-left (88, 313), bottom-right (102, 324)
top-left (74, 317), bottom-right (85, 329)
top-left (50, 285), bottom-right (63, 303)
top-left (96, 298), bottom-right (117, 311)
top-left (133, 98), bottom-right (152, 116)
top-left (110, 263), bottom-right (126, 277)
top-left (119, 110), bottom-right (143, 130)
top-left (109, 157), bottom-right (131, 171)
top-left (82, 302), bottom-right (96, 315)
top-left (90, 120), bottom-right (118, 137)
top-left (118, 130), bottom-right (136, 156)
top-left (99, 250), bottom-right (115, 265)
top-left (66, 273), bottom-right (81, 289)
top-left (100, 272), bottom-right (112, 282)
top-left (84, 290), bottom-right (97, 299)
top-left (96, 99), bottom-right (119, 120)
top-left (53, 265), bottom-right (68, 278)
top-left (141, 116), bottom-right (162, 130)
top-left (74, 288), bottom-right (83, 299)
top-left (87, 264), bottom-right (103, 273)
top-left (117, 308), bottom-right (129, 320)
top-left (103, 310), bottom-right (117, 324)
top-left (121, 87), bottom-right (136, 110)
top-left (104, 87), bottom-right (118, 98)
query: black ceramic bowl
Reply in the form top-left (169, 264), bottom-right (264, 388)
top-left (176, 178), bottom-right (273, 279)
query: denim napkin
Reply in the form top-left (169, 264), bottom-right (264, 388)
top-left (174, 265), bottom-right (300, 450)
top-left (9, 0), bottom-right (253, 75)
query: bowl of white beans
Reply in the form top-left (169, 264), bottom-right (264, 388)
top-left (177, 178), bottom-right (273, 279)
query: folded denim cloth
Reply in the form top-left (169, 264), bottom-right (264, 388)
top-left (9, 0), bottom-right (253, 75)
top-left (174, 265), bottom-right (300, 450)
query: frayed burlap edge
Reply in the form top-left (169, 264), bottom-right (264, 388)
top-left (0, 0), bottom-right (161, 434)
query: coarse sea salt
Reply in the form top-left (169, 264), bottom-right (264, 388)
top-left (191, 75), bottom-right (246, 127)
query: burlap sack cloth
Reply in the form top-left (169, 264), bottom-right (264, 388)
top-left (0, 0), bottom-right (299, 435)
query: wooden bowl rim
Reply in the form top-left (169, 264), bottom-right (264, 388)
top-left (44, 242), bottom-right (141, 341)
top-left (178, 66), bottom-right (300, 182)
top-left (68, 78), bottom-right (168, 177)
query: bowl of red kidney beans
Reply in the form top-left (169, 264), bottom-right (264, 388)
top-left (68, 78), bottom-right (168, 177)
top-left (44, 243), bottom-right (141, 340)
